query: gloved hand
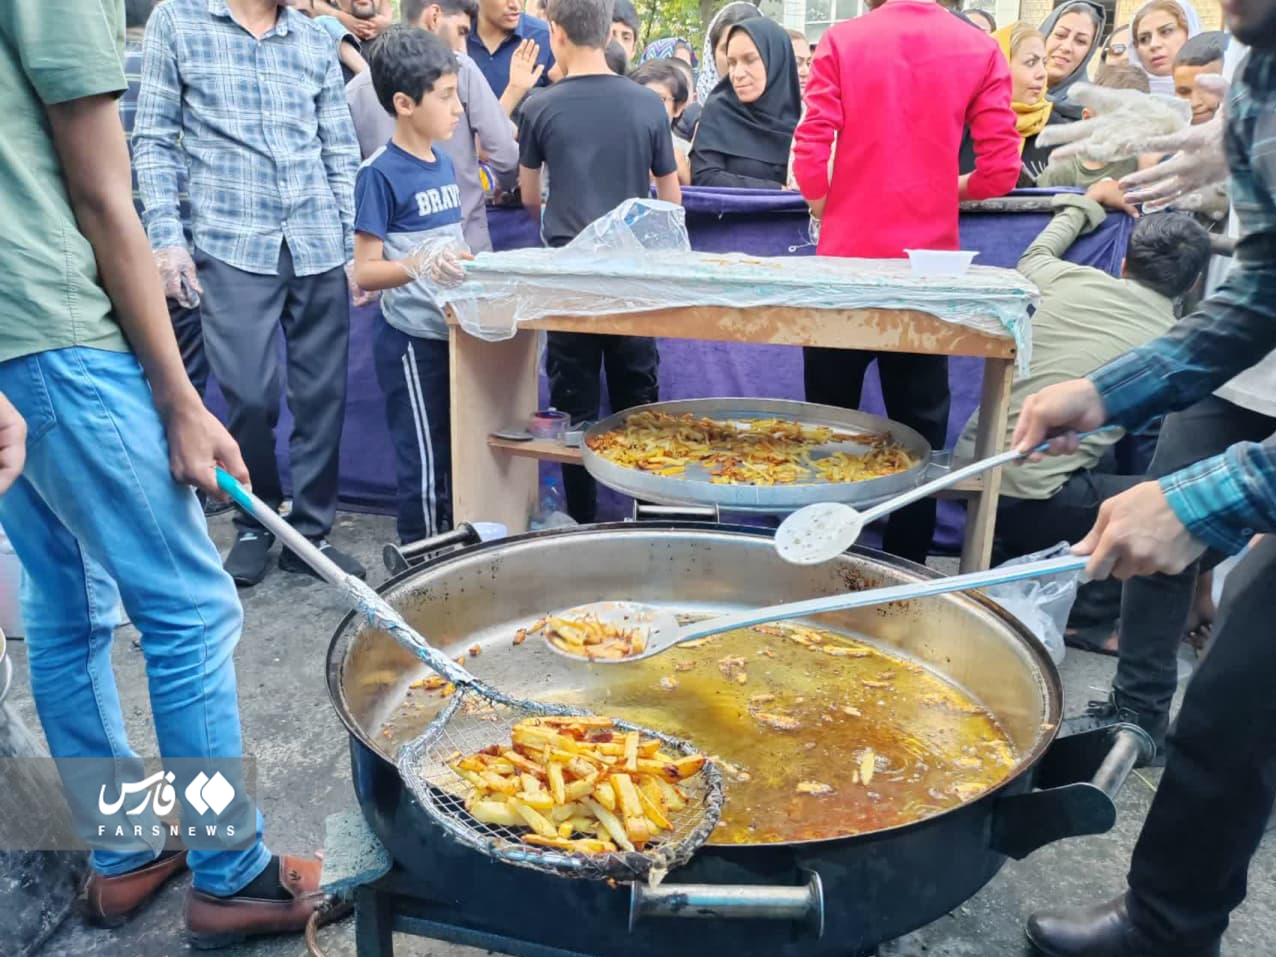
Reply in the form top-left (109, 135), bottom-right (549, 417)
top-left (404, 238), bottom-right (474, 289)
top-left (345, 260), bottom-right (378, 307)
top-left (1118, 77), bottom-right (1231, 213)
top-left (1035, 83), bottom-right (1190, 164)
top-left (808, 214), bottom-right (821, 245)
top-left (154, 247), bottom-right (202, 308)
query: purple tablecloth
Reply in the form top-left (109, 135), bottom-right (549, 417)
top-left (223, 188), bottom-right (1132, 552)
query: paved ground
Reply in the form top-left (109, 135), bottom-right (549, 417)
top-left (7, 510), bottom-right (1276, 956)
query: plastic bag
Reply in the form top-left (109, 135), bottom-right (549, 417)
top-left (442, 200), bottom-right (1037, 367)
top-left (982, 542), bottom-right (1079, 665)
top-left (403, 235), bottom-right (471, 287)
top-left (565, 199), bottom-right (689, 254)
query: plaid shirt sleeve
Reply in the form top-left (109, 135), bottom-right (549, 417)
top-left (132, 6), bottom-right (188, 252)
top-left (1089, 52), bottom-right (1276, 554)
top-left (315, 49), bottom-right (359, 260)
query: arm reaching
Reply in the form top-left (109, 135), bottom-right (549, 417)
top-left (47, 94), bottom-right (247, 495)
top-left (1036, 83), bottom-right (1191, 164)
top-left (1119, 102), bottom-right (1229, 211)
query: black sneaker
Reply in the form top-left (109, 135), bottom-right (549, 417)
top-left (278, 537), bottom-right (366, 580)
top-left (223, 529), bottom-right (276, 587)
top-left (1060, 691), bottom-right (1168, 767)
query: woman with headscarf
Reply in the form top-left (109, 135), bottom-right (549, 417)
top-left (1038, 0), bottom-right (1106, 121)
top-left (641, 36), bottom-right (697, 66)
top-left (691, 17), bottom-right (801, 189)
top-left (1129, 0), bottom-right (1204, 95)
top-left (958, 22), bottom-right (1055, 184)
top-left (696, 1), bottom-right (762, 103)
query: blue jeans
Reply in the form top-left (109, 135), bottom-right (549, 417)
top-left (0, 347), bottom-right (270, 895)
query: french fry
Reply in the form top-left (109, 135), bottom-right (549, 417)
top-left (523, 835), bottom-right (618, 854)
top-left (611, 774), bottom-right (645, 822)
top-left (515, 791), bottom-right (555, 810)
top-left (454, 717), bottom-right (705, 855)
top-left (582, 797), bottom-right (635, 852)
top-left (635, 784), bottom-right (672, 831)
top-left (469, 800), bottom-right (523, 827)
top-left (593, 780), bottom-right (617, 811)
top-left (653, 776), bottom-right (686, 811)
top-left (509, 799), bottom-right (557, 839)
top-left (547, 762), bottom-right (567, 805)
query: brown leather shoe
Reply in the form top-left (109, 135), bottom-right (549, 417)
top-left (185, 855), bottom-right (351, 950)
top-left (79, 851), bottom-right (189, 927)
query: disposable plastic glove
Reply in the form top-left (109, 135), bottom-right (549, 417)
top-left (154, 247), bottom-right (202, 308)
top-left (404, 238), bottom-right (474, 289)
top-left (1119, 78), bottom-right (1231, 213)
top-left (345, 260), bottom-right (378, 307)
top-left (1035, 83), bottom-right (1190, 164)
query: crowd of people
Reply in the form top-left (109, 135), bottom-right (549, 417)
top-left (1, 0), bottom-right (1275, 953)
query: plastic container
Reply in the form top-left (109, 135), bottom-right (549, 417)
top-left (529, 475), bottom-right (576, 530)
top-left (905, 249), bottom-right (978, 278)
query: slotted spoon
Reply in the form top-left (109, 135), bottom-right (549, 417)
top-left (546, 552), bottom-right (1088, 664)
top-left (215, 469), bottom-right (723, 882)
top-left (775, 431), bottom-right (1110, 565)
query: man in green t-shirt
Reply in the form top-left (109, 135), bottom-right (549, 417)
top-left (0, 0), bottom-right (344, 944)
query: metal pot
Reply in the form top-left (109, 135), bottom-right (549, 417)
top-left (327, 522), bottom-right (1150, 957)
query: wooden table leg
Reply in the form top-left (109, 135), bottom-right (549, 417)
top-left (449, 324), bottom-right (539, 533)
top-left (960, 356), bottom-right (1015, 572)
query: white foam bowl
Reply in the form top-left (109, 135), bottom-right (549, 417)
top-left (905, 249), bottom-right (978, 277)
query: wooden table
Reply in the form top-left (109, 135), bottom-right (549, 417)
top-left (448, 304), bottom-right (1017, 572)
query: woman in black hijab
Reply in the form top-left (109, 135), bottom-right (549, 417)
top-left (691, 17), bottom-right (801, 189)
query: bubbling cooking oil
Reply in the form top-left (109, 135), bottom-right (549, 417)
top-left (567, 623), bottom-right (1019, 845)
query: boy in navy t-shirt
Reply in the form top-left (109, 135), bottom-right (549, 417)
top-left (353, 25), bottom-right (471, 544)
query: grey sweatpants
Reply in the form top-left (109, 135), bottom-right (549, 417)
top-left (195, 244), bottom-right (350, 539)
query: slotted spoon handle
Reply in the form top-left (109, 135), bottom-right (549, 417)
top-left (674, 553), bottom-right (1090, 644)
top-left (215, 468), bottom-right (476, 687)
top-left (859, 429), bottom-right (1112, 525)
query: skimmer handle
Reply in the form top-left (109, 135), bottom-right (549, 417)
top-left (676, 553), bottom-right (1090, 644)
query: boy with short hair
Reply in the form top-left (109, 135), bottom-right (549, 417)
top-left (630, 58), bottom-right (693, 183)
top-left (352, 26), bottom-right (472, 543)
top-left (1173, 30), bottom-right (1227, 125)
top-left (519, 0), bottom-right (680, 523)
top-left (610, 0), bottom-right (640, 61)
top-left (1035, 64), bottom-right (1151, 189)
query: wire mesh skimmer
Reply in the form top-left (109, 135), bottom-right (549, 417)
top-left (216, 469), bottom-right (723, 882)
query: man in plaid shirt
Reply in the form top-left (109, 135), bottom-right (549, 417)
top-left (134, 0), bottom-right (364, 586)
top-left (1016, 2), bottom-right (1276, 953)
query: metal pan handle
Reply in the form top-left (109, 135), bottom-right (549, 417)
top-left (383, 525), bottom-right (482, 575)
top-left (989, 723), bottom-right (1155, 860)
top-left (629, 870), bottom-right (824, 938)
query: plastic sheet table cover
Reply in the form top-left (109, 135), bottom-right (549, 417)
top-left (441, 202), bottom-right (1040, 371)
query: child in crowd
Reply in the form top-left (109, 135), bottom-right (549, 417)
top-left (353, 26), bottom-right (472, 544)
top-left (667, 55), bottom-right (702, 140)
top-left (1035, 64), bottom-right (1151, 188)
top-left (630, 58), bottom-right (694, 184)
top-left (519, 0), bottom-right (681, 523)
top-left (1172, 30), bottom-right (1227, 124)
top-left (610, 0), bottom-right (640, 61)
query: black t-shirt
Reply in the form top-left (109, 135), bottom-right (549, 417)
top-left (519, 74), bottom-right (677, 247)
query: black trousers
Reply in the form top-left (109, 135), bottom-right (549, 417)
top-left (546, 332), bottom-right (659, 523)
top-left (803, 348), bottom-right (950, 563)
top-left (195, 244), bottom-right (350, 539)
top-left (372, 317), bottom-right (451, 544)
top-left (1115, 395), bottom-right (1276, 720)
top-left (993, 468), bottom-right (1142, 629)
top-left (1126, 533), bottom-right (1276, 947)
top-left (169, 300), bottom-right (208, 398)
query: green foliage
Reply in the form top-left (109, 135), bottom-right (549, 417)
top-left (634, 0), bottom-right (708, 55)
